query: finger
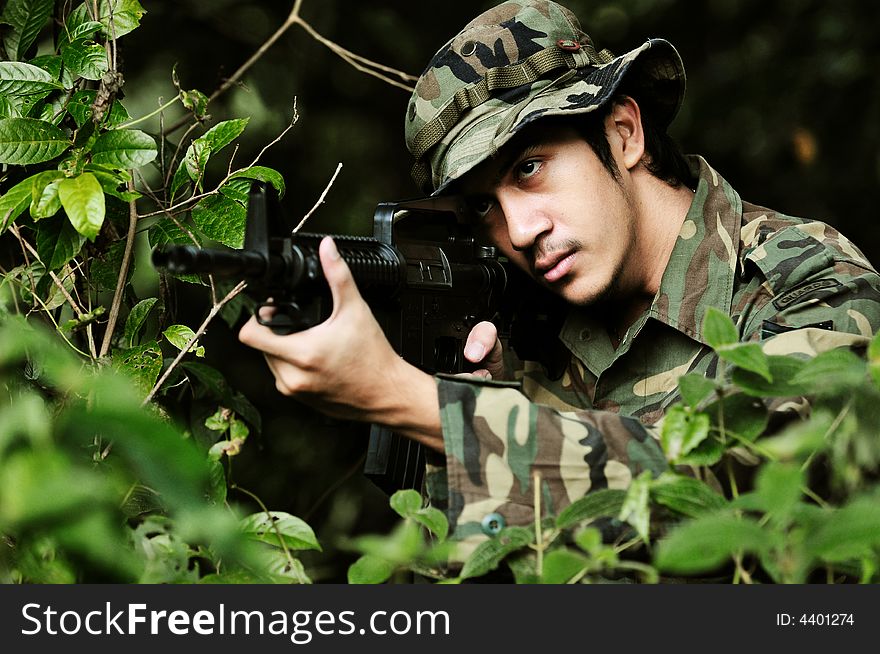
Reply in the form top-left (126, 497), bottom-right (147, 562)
top-left (319, 236), bottom-right (360, 316)
top-left (463, 321), bottom-right (500, 363)
top-left (238, 314), bottom-right (296, 359)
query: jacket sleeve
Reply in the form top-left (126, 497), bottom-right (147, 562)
top-left (426, 375), bottom-right (668, 547)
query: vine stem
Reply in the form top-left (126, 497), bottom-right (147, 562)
top-left (231, 483), bottom-right (297, 571)
top-left (142, 280), bottom-right (247, 406)
top-left (116, 95), bottom-right (180, 130)
top-left (163, 0), bottom-right (414, 136)
top-left (99, 179), bottom-right (138, 358)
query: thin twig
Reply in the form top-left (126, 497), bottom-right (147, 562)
top-left (142, 280), bottom-right (247, 405)
top-left (293, 162), bottom-right (342, 233)
top-left (100, 179), bottom-right (139, 358)
top-left (295, 18), bottom-right (416, 92)
top-left (163, 0), bottom-right (415, 136)
top-left (9, 225), bottom-right (85, 319)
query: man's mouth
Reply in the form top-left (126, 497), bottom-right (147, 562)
top-left (535, 251), bottom-right (577, 283)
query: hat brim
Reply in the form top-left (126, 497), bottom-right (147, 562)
top-left (430, 38), bottom-right (685, 195)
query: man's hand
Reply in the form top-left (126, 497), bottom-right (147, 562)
top-left (463, 320), bottom-right (508, 380)
top-left (238, 237), bottom-right (443, 449)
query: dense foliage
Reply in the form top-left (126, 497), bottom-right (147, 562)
top-left (1, 1), bottom-right (878, 584)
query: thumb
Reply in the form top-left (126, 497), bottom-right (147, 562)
top-left (319, 236), bottom-right (360, 315)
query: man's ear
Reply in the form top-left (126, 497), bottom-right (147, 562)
top-left (608, 96), bottom-right (645, 171)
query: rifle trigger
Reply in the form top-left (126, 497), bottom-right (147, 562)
top-left (256, 301), bottom-right (299, 336)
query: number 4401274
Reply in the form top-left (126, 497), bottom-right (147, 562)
top-left (777, 614), bottom-right (855, 626)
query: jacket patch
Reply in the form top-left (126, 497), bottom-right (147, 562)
top-left (772, 279), bottom-right (843, 310)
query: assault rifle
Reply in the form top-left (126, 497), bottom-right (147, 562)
top-left (151, 183), bottom-right (509, 495)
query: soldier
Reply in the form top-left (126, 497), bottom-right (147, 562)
top-left (239, 0), bottom-right (880, 553)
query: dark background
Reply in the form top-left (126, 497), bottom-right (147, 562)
top-left (120, 0), bottom-right (880, 581)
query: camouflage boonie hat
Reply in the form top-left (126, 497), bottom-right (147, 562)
top-left (405, 0), bottom-right (686, 194)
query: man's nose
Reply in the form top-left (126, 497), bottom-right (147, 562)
top-left (498, 194), bottom-right (552, 251)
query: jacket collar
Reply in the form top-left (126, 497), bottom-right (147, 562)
top-left (647, 155), bottom-right (743, 345)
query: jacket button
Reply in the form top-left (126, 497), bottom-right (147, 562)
top-left (481, 512), bottom-right (505, 536)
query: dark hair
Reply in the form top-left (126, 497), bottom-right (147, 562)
top-left (574, 71), bottom-right (694, 188)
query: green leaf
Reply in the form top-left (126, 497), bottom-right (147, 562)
top-left (556, 489), bottom-right (627, 529)
top-left (0, 176), bottom-right (36, 232)
top-left (790, 348), bottom-right (867, 394)
top-left (29, 170), bottom-right (63, 219)
top-left (0, 61), bottom-right (62, 96)
top-left (411, 507), bottom-right (449, 542)
top-left (124, 298), bottom-right (158, 347)
top-left (191, 194), bottom-right (246, 248)
top-left (650, 473), bottom-right (727, 518)
top-left (0, 450), bottom-right (117, 528)
top-left (660, 405), bottom-right (710, 462)
top-left (759, 410), bottom-right (833, 462)
top-left (716, 342), bottom-right (772, 381)
top-left (163, 324), bottom-right (204, 357)
top-left (68, 90), bottom-right (130, 128)
top-left (89, 239), bottom-right (131, 292)
top-left (250, 547), bottom-right (311, 584)
top-left (90, 129), bottom-right (157, 169)
top-left (1, 0), bottom-right (55, 61)
top-left (183, 138), bottom-right (210, 187)
top-left (654, 513), bottom-right (770, 574)
top-left (229, 165), bottom-right (286, 199)
top-left (96, 0), bottom-right (147, 39)
top-left (541, 548), bottom-right (590, 584)
top-left (0, 117), bottom-right (69, 164)
top-left (169, 158), bottom-right (192, 199)
top-left (198, 118), bottom-right (249, 154)
top-left (62, 20), bottom-right (103, 46)
top-left (807, 497), bottom-right (880, 563)
top-left (28, 54), bottom-right (66, 85)
top-left (60, 39), bottom-right (109, 81)
top-left (715, 343), bottom-right (773, 382)
top-left (389, 489), bottom-right (422, 518)
top-left (240, 511), bottom-right (321, 552)
top-left (111, 342), bottom-right (162, 394)
top-left (573, 527), bottom-right (602, 554)
top-left (34, 215), bottom-right (86, 270)
top-left (181, 119), bottom-right (250, 188)
top-left (459, 526), bottom-right (533, 580)
top-left (85, 165), bottom-right (139, 201)
top-left (0, 94), bottom-right (21, 118)
top-left (677, 372), bottom-right (717, 408)
top-left (180, 361), bottom-right (228, 398)
top-left (58, 172), bottom-right (104, 240)
top-left (67, 1), bottom-right (145, 42)
top-left (618, 470), bottom-right (652, 541)
top-left (180, 88), bottom-right (208, 119)
top-left (676, 433), bottom-right (725, 467)
top-left (348, 554), bottom-right (396, 584)
top-left (731, 355), bottom-right (810, 397)
top-left (708, 393), bottom-right (769, 443)
top-left (703, 306), bottom-right (739, 348)
top-left (745, 462), bottom-right (805, 523)
top-left (218, 178), bottom-right (251, 204)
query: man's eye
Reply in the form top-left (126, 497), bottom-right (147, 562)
top-left (516, 159), bottom-right (542, 181)
top-left (469, 198), bottom-right (495, 218)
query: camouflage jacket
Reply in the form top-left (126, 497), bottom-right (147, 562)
top-left (428, 155), bottom-right (880, 554)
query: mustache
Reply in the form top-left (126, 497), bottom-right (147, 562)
top-left (530, 238), bottom-right (583, 265)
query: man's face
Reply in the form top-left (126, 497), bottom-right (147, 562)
top-left (457, 122), bottom-right (640, 306)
